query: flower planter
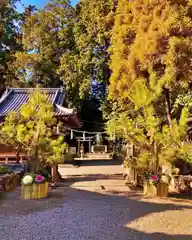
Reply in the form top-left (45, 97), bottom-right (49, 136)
top-left (21, 182), bottom-right (48, 199)
top-left (157, 182), bottom-right (169, 197)
top-left (143, 180), bottom-right (169, 197)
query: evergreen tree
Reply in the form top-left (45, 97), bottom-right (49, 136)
top-left (0, 87), bottom-right (67, 172)
top-left (107, 77), bottom-right (190, 173)
top-left (58, 0), bottom-right (116, 104)
top-left (0, 0), bottom-right (28, 89)
top-left (109, 0), bottom-right (192, 128)
top-left (13, 0), bottom-right (116, 106)
top-left (13, 0), bottom-right (74, 88)
top-left (11, 0), bottom-right (116, 131)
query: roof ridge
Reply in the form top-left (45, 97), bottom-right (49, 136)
top-left (9, 87), bottom-right (64, 91)
top-left (0, 89), bottom-right (12, 106)
top-left (52, 89), bottom-right (59, 105)
top-left (55, 104), bottom-right (76, 115)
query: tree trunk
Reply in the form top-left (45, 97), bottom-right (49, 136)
top-left (28, 148), bottom-right (40, 173)
top-left (28, 157), bottom-right (40, 173)
top-left (163, 87), bottom-right (173, 133)
top-left (154, 142), bottom-right (159, 174)
top-left (51, 164), bottom-right (61, 182)
top-left (51, 164), bottom-right (57, 182)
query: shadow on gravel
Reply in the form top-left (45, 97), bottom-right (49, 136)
top-left (0, 186), bottom-right (191, 240)
top-left (169, 191), bottom-right (192, 202)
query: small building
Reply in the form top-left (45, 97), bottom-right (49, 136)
top-left (0, 87), bottom-right (82, 162)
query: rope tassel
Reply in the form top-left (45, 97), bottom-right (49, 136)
top-left (60, 125), bottom-right (105, 135)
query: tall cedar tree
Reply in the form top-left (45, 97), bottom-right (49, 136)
top-left (0, 0), bottom-right (29, 90)
top-left (58, 0), bottom-right (116, 104)
top-left (13, 0), bottom-right (74, 88)
top-left (109, 0), bottom-right (192, 127)
top-left (12, 0), bottom-right (117, 132)
top-left (13, 0), bottom-right (116, 106)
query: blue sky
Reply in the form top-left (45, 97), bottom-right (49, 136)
top-left (16, 0), bottom-right (79, 12)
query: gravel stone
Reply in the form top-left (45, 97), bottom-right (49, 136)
top-left (0, 181), bottom-right (191, 240)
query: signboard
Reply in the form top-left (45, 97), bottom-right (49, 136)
top-left (92, 145), bottom-right (107, 153)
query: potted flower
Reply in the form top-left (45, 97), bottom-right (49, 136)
top-left (143, 172), bottom-right (171, 197)
top-left (21, 173), bottom-right (49, 199)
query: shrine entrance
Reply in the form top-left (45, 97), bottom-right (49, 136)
top-left (75, 136), bottom-right (112, 161)
top-left (76, 137), bottom-right (94, 154)
top-left (58, 125), bottom-right (114, 161)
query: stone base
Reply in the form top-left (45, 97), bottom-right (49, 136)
top-left (21, 182), bottom-right (48, 199)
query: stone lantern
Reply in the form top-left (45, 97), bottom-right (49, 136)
top-left (126, 143), bottom-right (134, 157)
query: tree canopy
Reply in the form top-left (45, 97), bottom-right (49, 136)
top-left (3, 0), bottom-right (118, 131)
top-left (2, 0), bottom-right (192, 141)
top-left (0, 0), bottom-right (26, 89)
top-left (107, 77), bottom-right (191, 173)
top-left (10, 0), bottom-right (116, 107)
top-left (0, 87), bottom-right (67, 172)
top-left (106, 0), bottom-right (192, 168)
top-left (109, 0), bottom-right (192, 107)
top-left (13, 0), bottom-right (73, 88)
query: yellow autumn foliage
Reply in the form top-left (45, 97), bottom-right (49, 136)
top-left (109, 0), bottom-right (192, 104)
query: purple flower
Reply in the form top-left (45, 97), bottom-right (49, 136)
top-left (35, 175), bottom-right (45, 183)
top-left (151, 175), bottom-right (159, 182)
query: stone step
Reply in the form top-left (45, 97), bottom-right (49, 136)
top-left (80, 160), bottom-right (122, 166)
top-left (76, 153), bottom-right (112, 161)
top-left (86, 153), bottom-right (111, 156)
top-left (86, 155), bottom-right (111, 158)
top-left (58, 164), bottom-right (124, 177)
top-left (75, 158), bottom-right (112, 161)
top-left (59, 164), bottom-right (80, 168)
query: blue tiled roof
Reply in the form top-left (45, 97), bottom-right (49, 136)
top-left (0, 88), bottom-right (76, 117)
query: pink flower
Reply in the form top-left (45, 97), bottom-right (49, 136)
top-left (151, 175), bottom-right (159, 182)
top-left (35, 175), bottom-right (45, 183)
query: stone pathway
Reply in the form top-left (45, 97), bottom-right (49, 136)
top-left (58, 173), bottom-right (130, 192)
top-left (0, 173), bottom-right (191, 240)
top-left (58, 159), bottom-right (127, 192)
top-left (58, 159), bottom-right (124, 177)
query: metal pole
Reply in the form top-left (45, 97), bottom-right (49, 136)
top-left (77, 140), bottom-right (80, 155)
top-left (89, 138), bottom-right (91, 153)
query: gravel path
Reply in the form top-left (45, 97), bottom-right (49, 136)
top-left (0, 180), bottom-right (192, 240)
top-left (58, 160), bottom-right (124, 177)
